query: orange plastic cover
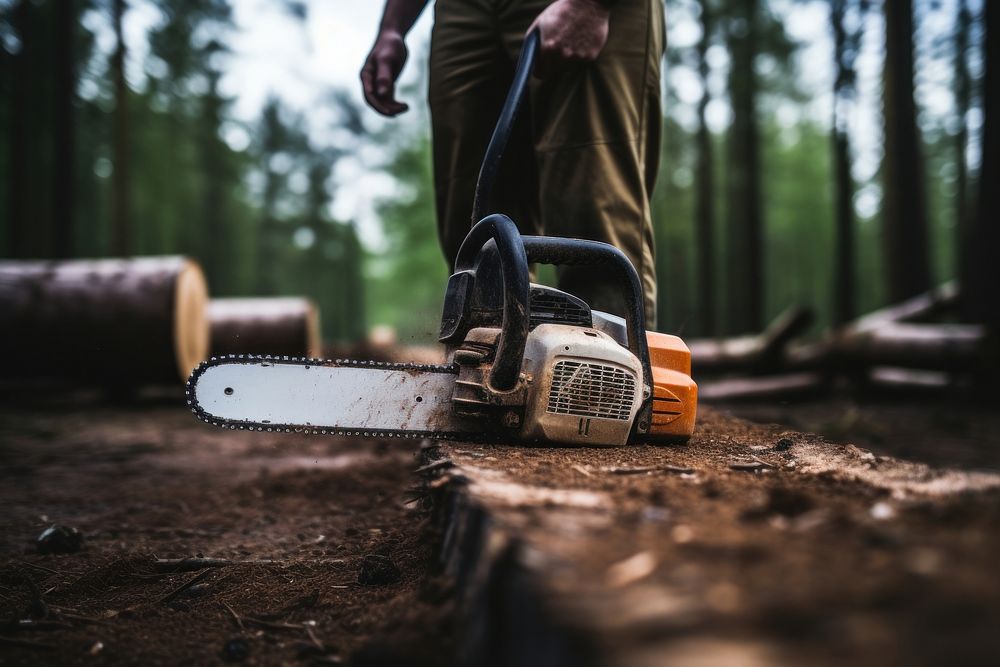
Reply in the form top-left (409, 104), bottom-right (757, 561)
top-left (645, 331), bottom-right (697, 440)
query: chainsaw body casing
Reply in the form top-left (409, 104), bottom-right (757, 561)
top-left (449, 323), bottom-right (645, 447)
top-left (519, 323), bottom-right (644, 446)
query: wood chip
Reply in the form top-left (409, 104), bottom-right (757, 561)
top-left (243, 616), bottom-right (308, 632)
top-left (604, 465), bottom-right (694, 475)
top-left (729, 461), bottom-right (768, 472)
top-left (415, 459), bottom-right (453, 474)
top-left (571, 464), bottom-right (593, 477)
top-left (605, 551), bottom-right (658, 587)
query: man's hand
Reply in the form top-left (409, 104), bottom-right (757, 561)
top-left (361, 31), bottom-right (409, 116)
top-left (529, 0), bottom-right (611, 77)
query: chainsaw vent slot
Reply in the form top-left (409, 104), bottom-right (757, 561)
top-left (529, 293), bottom-right (591, 327)
top-left (546, 361), bottom-right (635, 420)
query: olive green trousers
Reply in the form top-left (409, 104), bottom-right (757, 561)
top-left (428, 0), bottom-right (665, 326)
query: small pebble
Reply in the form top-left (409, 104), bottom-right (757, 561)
top-left (671, 524), bottom-right (694, 543)
top-left (357, 554), bottom-right (400, 586)
top-left (36, 524), bottom-right (83, 554)
top-left (221, 638), bottom-right (249, 662)
top-left (774, 437), bottom-right (794, 451)
top-left (870, 501), bottom-right (896, 521)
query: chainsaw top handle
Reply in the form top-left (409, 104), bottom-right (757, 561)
top-left (471, 29), bottom-right (540, 224)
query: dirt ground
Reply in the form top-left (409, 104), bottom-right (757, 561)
top-left (0, 388), bottom-right (454, 666)
top-left (710, 393), bottom-right (1000, 471)
top-left (2, 379), bottom-right (999, 666)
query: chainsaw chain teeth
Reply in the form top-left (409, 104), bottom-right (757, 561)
top-left (185, 354), bottom-right (495, 443)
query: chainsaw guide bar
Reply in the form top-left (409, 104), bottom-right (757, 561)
top-left (186, 355), bottom-right (496, 442)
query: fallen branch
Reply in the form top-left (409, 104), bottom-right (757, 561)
top-left (689, 306), bottom-right (814, 375)
top-left (0, 636), bottom-right (52, 651)
top-left (153, 557), bottom-right (235, 573)
top-left (222, 601), bottom-right (246, 633)
top-left (848, 281), bottom-right (959, 333)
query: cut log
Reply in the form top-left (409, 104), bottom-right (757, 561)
top-left (208, 297), bottom-right (321, 358)
top-left (689, 305), bottom-right (813, 374)
top-left (0, 257), bottom-right (208, 384)
top-left (849, 281), bottom-right (958, 333)
top-left (837, 321), bottom-right (986, 372)
top-left (699, 372), bottom-right (827, 402)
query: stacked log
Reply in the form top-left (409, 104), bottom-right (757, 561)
top-left (689, 305), bottom-right (814, 374)
top-left (0, 257), bottom-right (208, 384)
top-left (692, 282), bottom-right (994, 399)
top-left (208, 297), bottom-right (321, 359)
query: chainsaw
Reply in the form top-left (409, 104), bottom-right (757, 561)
top-left (186, 32), bottom-right (697, 446)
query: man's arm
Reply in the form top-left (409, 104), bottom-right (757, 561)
top-left (360, 0), bottom-right (429, 117)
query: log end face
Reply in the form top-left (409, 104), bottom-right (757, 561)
top-left (174, 260), bottom-right (210, 382)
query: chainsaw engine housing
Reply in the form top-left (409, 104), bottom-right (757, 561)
top-left (520, 323), bottom-right (644, 446)
top-left (450, 323), bottom-right (645, 447)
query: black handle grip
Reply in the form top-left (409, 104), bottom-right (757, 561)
top-left (454, 214), bottom-right (531, 392)
top-left (471, 30), bottom-right (540, 224)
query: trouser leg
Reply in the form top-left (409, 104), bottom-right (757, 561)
top-left (499, 0), bottom-right (665, 326)
top-left (429, 0), bottom-right (539, 269)
top-left (431, 0), bottom-right (664, 326)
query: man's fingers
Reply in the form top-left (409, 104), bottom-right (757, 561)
top-left (361, 56), bottom-right (401, 116)
top-left (374, 58), bottom-right (396, 100)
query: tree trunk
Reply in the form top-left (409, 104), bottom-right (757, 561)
top-left (695, 0), bottom-right (716, 336)
top-left (209, 297), bottom-right (322, 358)
top-left (881, 0), bottom-right (931, 302)
top-left (954, 0), bottom-right (972, 312)
top-left (200, 68), bottom-right (226, 291)
top-left (0, 257), bottom-right (208, 384)
top-left (831, 0), bottom-right (856, 327)
top-left (110, 0), bottom-right (131, 256)
top-left (964, 0), bottom-right (999, 329)
top-left (724, 0), bottom-right (764, 335)
top-left (5, 0), bottom-right (32, 258)
top-left (51, 0), bottom-right (76, 259)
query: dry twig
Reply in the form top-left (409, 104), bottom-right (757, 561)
top-left (159, 569), bottom-right (212, 604)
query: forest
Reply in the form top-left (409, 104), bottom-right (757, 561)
top-left (3, 3), bottom-right (1000, 664)
top-left (0, 0), bottom-right (996, 344)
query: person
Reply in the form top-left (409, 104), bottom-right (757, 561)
top-left (361, 0), bottom-right (664, 325)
